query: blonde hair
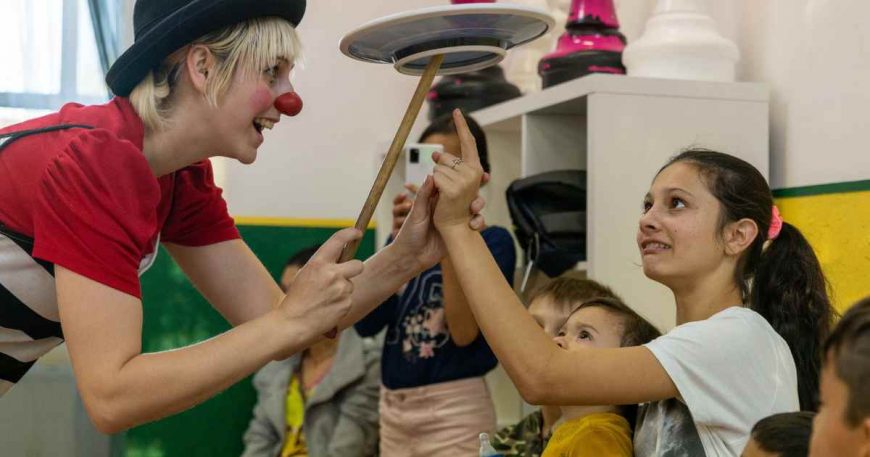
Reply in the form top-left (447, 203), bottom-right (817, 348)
top-left (129, 17), bottom-right (302, 131)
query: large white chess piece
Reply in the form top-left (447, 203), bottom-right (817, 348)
top-left (622, 0), bottom-right (739, 82)
top-left (501, 0), bottom-right (568, 93)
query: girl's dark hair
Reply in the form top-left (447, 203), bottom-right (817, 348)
top-left (418, 111), bottom-right (490, 173)
top-left (751, 412), bottom-right (815, 457)
top-left (661, 149), bottom-right (835, 411)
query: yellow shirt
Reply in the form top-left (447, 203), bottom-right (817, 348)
top-left (280, 374), bottom-right (308, 457)
top-left (541, 412), bottom-right (633, 457)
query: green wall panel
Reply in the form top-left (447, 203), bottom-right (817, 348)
top-left (122, 225), bottom-right (375, 457)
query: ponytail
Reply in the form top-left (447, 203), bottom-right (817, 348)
top-left (751, 222), bottom-right (835, 411)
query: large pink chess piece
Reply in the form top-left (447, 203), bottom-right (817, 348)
top-left (538, 0), bottom-right (625, 88)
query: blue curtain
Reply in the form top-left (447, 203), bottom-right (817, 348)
top-left (87, 0), bottom-right (121, 77)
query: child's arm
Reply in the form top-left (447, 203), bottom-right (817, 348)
top-left (431, 110), bottom-right (678, 407)
top-left (443, 227), bottom-right (514, 346)
top-left (441, 256), bottom-right (479, 346)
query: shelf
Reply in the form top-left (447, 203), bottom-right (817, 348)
top-left (473, 73), bottom-right (769, 131)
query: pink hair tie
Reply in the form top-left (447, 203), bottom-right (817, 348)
top-left (768, 206), bottom-right (783, 240)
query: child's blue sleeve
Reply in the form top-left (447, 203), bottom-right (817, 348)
top-left (354, 237), bottom-right (400, 336)
top-left (354, 292), bottom-right (398, 337)
top-left (484, 227), bottom-right (517, 286)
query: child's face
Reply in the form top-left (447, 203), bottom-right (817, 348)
top-left (808, 358), bottom-right (868, 457)
top-left (528, 295), bottom-right (569, 337)
top-left (553, 306), bottom-right (624, 351)
top-left (422, 132), bottom-right (461, 156)
top-left (422, 132), bottom-right (487, 189)
top-left (637, 162), bottom-right (730, 287)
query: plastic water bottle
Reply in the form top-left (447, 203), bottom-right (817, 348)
top-left (479, 432), bottom-right (502, 457)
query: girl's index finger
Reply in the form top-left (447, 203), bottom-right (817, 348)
top-left (452, 109), bottom-right (482, 169)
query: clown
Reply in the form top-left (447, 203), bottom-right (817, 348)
top-left (0, 0), bottom-right (483, 433)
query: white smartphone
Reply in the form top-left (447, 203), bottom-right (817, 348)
top-left (404, 143), bottom-right (442, 190)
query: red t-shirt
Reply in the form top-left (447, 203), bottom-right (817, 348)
top-left (0, 98), bottom-right (240, 298)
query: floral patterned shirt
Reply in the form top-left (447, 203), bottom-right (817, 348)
top-left (354, 226), bottom-right (516, 389)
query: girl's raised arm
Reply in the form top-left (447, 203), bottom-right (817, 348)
top-left (430, 110), bottom-right (678, 406)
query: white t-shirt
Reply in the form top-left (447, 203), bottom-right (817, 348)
top-left (634, 306), bottom-right (799, 457)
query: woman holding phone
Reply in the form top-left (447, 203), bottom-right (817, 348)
top-left (355, 112), bottom-right (516, 457)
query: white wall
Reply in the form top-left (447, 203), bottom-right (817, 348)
top-left (217, 0), bottom-right (446, 219)
top-left (613, 0), bottom-right (870, 189)
top-left (206, 0), bottom-right (870, 219)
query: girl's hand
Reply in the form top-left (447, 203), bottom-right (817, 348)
top-left (277, 228), bottom-right (364, 340)
top-left (432, 110), bottom-right (486, 232)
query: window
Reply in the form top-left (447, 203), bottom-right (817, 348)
top-left (0, 0), bottom-right (114, 113)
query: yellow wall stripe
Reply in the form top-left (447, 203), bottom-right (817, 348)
top-left (775, 190), bottom-right (870, 313)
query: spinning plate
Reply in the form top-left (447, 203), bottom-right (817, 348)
top-left (340, 4), bottom-right (554, 76)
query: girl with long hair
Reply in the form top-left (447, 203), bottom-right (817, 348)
top-left (428, 111), bottom-right (835, 456)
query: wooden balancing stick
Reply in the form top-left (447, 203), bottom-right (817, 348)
top-left (321, 55), bottom-right (444, 339)
top-left (339, 53), bottom-right (445, 263)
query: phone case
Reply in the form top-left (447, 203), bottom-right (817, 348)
top-left (404, 143), bottom-right (443, 188)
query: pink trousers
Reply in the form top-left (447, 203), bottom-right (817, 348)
top-left (379, 377), bottom-right (497, 457)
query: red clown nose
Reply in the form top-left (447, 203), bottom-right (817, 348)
top-left (275, 92), bottom-right (303, 116)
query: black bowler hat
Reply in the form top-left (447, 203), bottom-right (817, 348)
top-left (106, 0), bottom-right (306, 97)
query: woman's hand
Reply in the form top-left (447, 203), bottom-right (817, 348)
top-left (432, 110), bottom-right (486, 232)
top-left (277, 228), bottom-right (365, 341)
